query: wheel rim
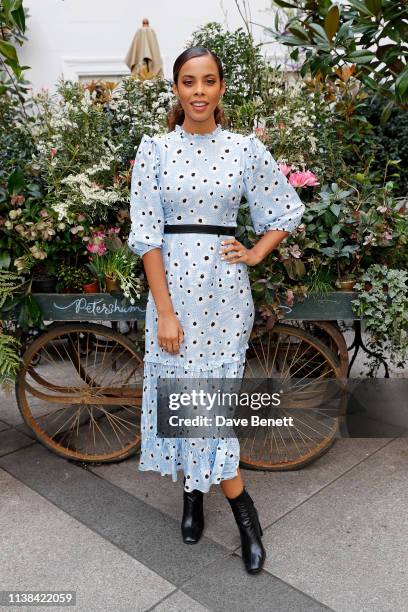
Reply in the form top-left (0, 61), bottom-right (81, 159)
top-left (16, 323), bottom-right (144, 462)
top-left (240, 323), bottom-right (344, 470)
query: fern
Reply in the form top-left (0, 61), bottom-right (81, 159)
top-left (0, 331), bottom-right (22, 392)
top-left (0, 269), bottom-right (26, 309)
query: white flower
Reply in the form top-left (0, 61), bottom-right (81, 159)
top-left (9, 208), bottom-right (22, 220)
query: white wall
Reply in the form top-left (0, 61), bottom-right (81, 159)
top-left (19, 0), bottom-right (289, 93)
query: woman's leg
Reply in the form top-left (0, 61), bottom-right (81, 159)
top-left (220, 468), bottom-right (244, 499)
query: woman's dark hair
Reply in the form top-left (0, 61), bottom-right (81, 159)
top-left (167, 46), bottom-right (228, 131)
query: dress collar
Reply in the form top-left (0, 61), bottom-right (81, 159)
top-left (175, 123), bottom-right (222, 139)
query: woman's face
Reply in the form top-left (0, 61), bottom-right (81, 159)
top-left (172, 55), bottom-right (225, 127)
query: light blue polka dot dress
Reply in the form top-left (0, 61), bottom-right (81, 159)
top-left (128, 122), bottom-right (305, 492)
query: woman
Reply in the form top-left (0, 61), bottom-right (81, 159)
top-left (128, 46), bottom-right (305, 574)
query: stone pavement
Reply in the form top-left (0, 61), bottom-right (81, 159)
top-left (1, 329), bottom-right (407, 612)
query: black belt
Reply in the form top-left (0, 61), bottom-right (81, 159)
top-left (164, 224), bottom-right (236, 236)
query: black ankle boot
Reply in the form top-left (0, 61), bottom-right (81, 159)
top-left (227, 487), bottom-right (266, 573)
top-left (181, 476), bottom-right (204, 544)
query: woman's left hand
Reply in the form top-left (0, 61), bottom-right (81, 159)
top-left (219, 238), bottom-right (262, 267)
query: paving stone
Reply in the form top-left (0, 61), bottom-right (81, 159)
top-left (259, 438), bottom-right (408, 611)
top-left (0, 444), bottom-right (227, 587)
top-left (0, 468), bottom-right (175, 612)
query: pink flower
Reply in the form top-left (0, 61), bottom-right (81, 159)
top-left (130, 159), bottom-right (135, 167)
top-left (107, 227), bottom-right (120, 234)
top-left (278, 163), bottom-right (292, 176)
top-left (10, 194), bottom-right (25, 206)
top-left (87, 242), bottom-right (107, 256)
top-left (381, 230), bottom-right (393, 243)
top-left (96, 244), bottom-right (107, 255)
top-left (50, 148), bottom-right (57, 157)
top-left (86, 243), bottom-right (99, 254)
top-left (286, 289), bottom-right (295, 307)
top-left (289, 170), bottom-right (320, 188)
top-left (289, 244), bottom-right (302, 259)
top-left (255, 127), bottom-right (268, 142)
top-left (376, 205), bottom-right (388, 214)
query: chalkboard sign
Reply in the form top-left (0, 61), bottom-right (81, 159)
top-left (31, 293), bottom-right (148, 321)
top-left (6, 291), bottom-right (360, 323)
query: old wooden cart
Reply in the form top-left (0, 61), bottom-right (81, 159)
top-left (14, 291), bottom-right (380, 471)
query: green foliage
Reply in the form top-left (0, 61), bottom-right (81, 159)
top-left (269, 0), bottom-right (408, 109)
top-left (0, 0), bottom-right (29, 85)
top-left (362, 96), bottom-right (408, 196)
top-left (56, 263), bottom-right (90, 291)
top-left (352, 265), bottom-right (408, 375)
top-left (0, 267), bottom-right (25, 307)
top-left (0, 329), bottom-right (21, 390)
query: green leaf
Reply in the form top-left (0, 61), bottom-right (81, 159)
top-left (365, 0), bottom-right (382, 16)
top-left (7, 167), bottom-right (25, 194)
top-left (330, 203), bottom-right (341, 217)
top-left (11, 3), bottom-right (25, 32)
top-left (290, 48), bottom-right (299, 60)
top-left (324, 5), bottom-right (340, 41)
top-left (345, 50), bottom-right (375, 64)
top-left (272, 0), bottom-right (299, 8)
top-left (0, 252), bottom-right (11, 269)
top-left (288, 26), bottom-right (308, 41)
top-left (308, 22), bottom-right (330, 42)
top-left (380, 100), bottom-right (395, 126)
top-left (395, 68), bottom-right (408, 101)
top-left (280, 35), bottom-right (312, 47)
top-left (0, 40), bottom-right (18, 62)
top-left (360, 73), bottom-right (378, 91)
top-left (347, 0), bottom-right (374, 16)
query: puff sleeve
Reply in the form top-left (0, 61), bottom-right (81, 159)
top-left (128, 134), bottom-right (164, 258)
top-left (243, 134), bottom-right (305, 235)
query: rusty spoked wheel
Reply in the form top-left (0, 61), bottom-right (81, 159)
top-left (303, 320), bottom-right (349, 378)
top-left (15, 323), bottom-right (144, 463)
top-left (240, 323), bottom-right (344, 471)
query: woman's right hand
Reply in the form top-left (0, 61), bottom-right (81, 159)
top-left (157, 312), bottom-right (184, 354)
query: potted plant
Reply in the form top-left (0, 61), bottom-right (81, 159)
top-left (82, 277), bottom-right (100, 293)
top-left (56, 263), bottom-right (91, 293)
top-left (87, 246), bottom-right (143, 303)
top-left (81, 267), bottom-right (100, 293)
top-left (31, 263), bottom-right (58, 293)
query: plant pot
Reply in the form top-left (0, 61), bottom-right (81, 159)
top-left (105, 275), bottom-right (120, 292)
top-left (60, 286), bottom-right (76, 294)
top-left (336, 278), bottom-right (356, 291)
top-left (31, 275), bottom-right (57, 293)
top-left (82, 280), bottom-right (100, 293)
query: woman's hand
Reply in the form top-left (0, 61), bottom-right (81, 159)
top-left (157, 312), bottom-right (184, 354)
top-left (219, 238), bottom-right (263, 266)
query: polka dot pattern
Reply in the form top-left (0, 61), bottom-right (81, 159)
top-left (127, 123), bottom-right (305, 493)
